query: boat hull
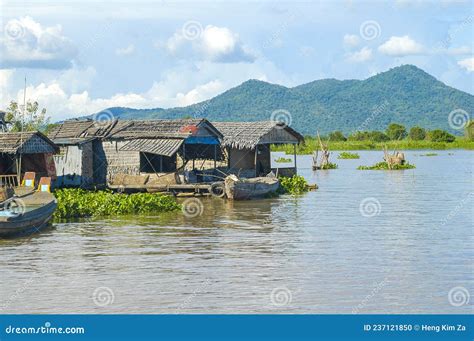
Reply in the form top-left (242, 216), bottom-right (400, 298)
top-left (0, 193), bottom-right (57, 238)
top-left (225, 176), bottom-right (280, 200)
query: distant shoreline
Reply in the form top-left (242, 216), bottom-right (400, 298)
top-left (273, 138), bottom-right (474, 154)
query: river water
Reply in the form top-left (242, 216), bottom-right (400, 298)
top-left (0, 150), bottom-right (472, 314)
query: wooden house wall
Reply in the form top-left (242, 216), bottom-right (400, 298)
top-left (102, 140), bottom-right (140, 180)
top-left (54, 142), bottom-right (94, 187)
top-left (21, 134), bottom-right (57, 154)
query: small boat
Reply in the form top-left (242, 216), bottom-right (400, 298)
top-left (224, 175), bottom-right (280, 200)
top-left (0, 177), bottom-right (57, 238)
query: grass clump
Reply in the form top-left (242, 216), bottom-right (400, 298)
top-left (274, 156), bottom-right (292, 163)
top-left (53, 188), bottom-right (181, 219)
top-left (319, 162), bottom-right (338, 169)
top-left (279, 175), bottom-right (310, 194)
top-left (337, 152), bottom-right (360, 159)
top-left (357, 162), bottom-right (416, 170)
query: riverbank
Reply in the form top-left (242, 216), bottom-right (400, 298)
top-left (273, 138), bottom-right (474, 154)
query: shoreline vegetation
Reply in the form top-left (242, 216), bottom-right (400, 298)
top-left (272, 122), bottom-right (474, 154)
top-left (274, 137), bottom-right (474, 154)
top-left (337, 152), bottom-right (360, 159)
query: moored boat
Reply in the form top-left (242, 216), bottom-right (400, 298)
top-left (0, 178), bottom-right (57, 238)
top-left (224, 175), bottom-right (280, 200)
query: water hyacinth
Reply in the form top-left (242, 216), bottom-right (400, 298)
top-left (53, 188), bottom-right (181, 219)
top-left (279, 175), bottom-right (310, 194)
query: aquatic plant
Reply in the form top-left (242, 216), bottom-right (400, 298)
top-left (337, 152), bottom-right (360, 159)
top-left (357, 162), bottom-right (416, 170)
top-left (279, 175), bottom-right (310, 194)
top-left (319, 162), bottom-right (338, 169)
top-left (274, 156), bottom-right (292, 163)
top-left (53, 188), bottom-right (181, 219)
top-left (419, 153), bottom-right (438, 156)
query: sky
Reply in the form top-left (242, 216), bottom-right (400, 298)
top-left (0, 0), bottom-right (473, 121)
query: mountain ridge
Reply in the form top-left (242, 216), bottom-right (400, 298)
top-left (89, 65), bottom-right (473, 135)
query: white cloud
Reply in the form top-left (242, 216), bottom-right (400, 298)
top-left (346, 47), bottom-right (373, 62)
top-left (343, 34), bottom-right (360, 48)
top-left (378, 35), bottom-right (424, 56)
top-left (0, 16), bottom-right (77, 69)
top-left (116, 44), bottom-right (135, 56)
top-left (164, 24), bottom-right (256, 63)
top-left (457, 57), bottom-right (474, 72)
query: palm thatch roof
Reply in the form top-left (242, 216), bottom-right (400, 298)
top-left (48, 119), bottom-right (120, 140)
top-left (212, 121), bottom-right (304, 150)
top-left (0, 131), bottom-right (58, 154)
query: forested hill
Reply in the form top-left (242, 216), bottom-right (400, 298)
top-left (92, 65), bottom-right (473, 135)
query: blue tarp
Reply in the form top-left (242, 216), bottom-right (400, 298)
top-left (184, 136), bottom-right (220, 145)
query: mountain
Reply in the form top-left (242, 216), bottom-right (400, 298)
top-left (92, 65), bottom-right (473, 135)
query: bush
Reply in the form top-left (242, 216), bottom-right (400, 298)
top-left (328, 131), bottom-right (347, 141)
top-left (427, 129), bottom-right (455, 143)
top-left (465, 120), bottom-right (474, 141)
top-left (386, 123), bottom-right (407, 140)
top-left (357, 162), bottom-right (416, 170)
top-left (279, 175), bottom-right (309, 194)
top-left (53, 188), bottom-right (181, 219)
top-left (348, 131), bottom-right (389, 142)
top-left (337, 152), bottom-right (360, 159)
top-left (409, 126), bottom-right (426, 140)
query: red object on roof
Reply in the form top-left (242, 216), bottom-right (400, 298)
top-left (179, 125), bottom-right (198, 134)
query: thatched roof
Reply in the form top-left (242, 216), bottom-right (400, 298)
top-left (48, 119), bottom-right (120, 140)
top-left (49, 118), bottom-right (222, 141)
top-left (212, 121), bottom-right (304, 149)
top-left (0, 131), bottom-right (58, 154)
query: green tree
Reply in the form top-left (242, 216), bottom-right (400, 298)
top-left (328, 131), bottom-right (347, 141)
top-left (408, 126), bottom-right (426, 140)
top-left (369, 131), bottom-right (390, 142)
top-left (465, 120), bottom-right (474, 141)
top-left (427, 129), bottom-right (456, 143)
top-left (5, 100), bottom-right (50, 132)
top-left (386, 123), bottom-right (407, 140)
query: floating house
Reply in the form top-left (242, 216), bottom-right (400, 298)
top-left (0, 131), bottom-right (58, 187)
top-left (213, 121), bottom-right (304, 178)
top-left (48, 119), bottom-right (223, 188)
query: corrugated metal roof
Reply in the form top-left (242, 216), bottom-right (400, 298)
top-left (119, 138), bottom-right (184, 157)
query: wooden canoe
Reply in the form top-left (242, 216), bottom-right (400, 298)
top-left (224, 175), bottom-right (280, 200)
top-left (0, 191), bottom-right (57, 238)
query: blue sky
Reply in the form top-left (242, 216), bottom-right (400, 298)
top-left (0, 0), bottom-right (472, 121)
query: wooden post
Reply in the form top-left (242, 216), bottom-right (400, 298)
top-left (214, 144), bottom-right (217, 169)
top-left (293, 144), bottom-right (297, 173)
top-left (254, 146), bottom-right (258, 177)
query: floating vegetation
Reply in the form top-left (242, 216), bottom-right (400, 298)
top-left (319, 162), bottom-right (338, 170)
top-left (274, 156), bottom-right (292, 163)
top-left (337, 152), bottom-right (360, 159)
top-left (53, 188), bottom-right (181, 219)
top-left (419, 153), bottom-right (438, 156)
top-left (357, 162), bottom-right (416, 170)
top-left (279, 175), bottom-right (310, 194)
